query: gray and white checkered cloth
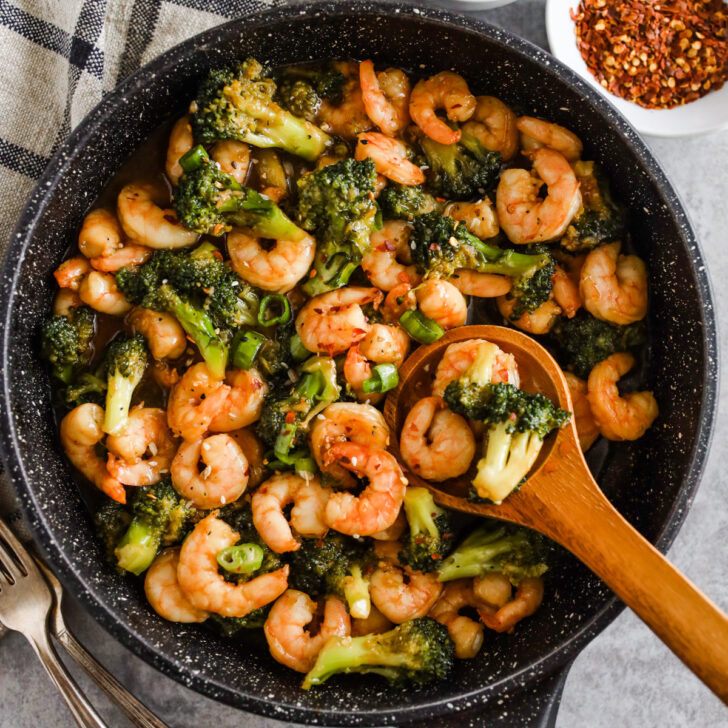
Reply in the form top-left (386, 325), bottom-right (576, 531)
top-left (0, 0), bottom-right (281, 535)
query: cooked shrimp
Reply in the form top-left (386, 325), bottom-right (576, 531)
top-left (564, 372), bottom-right (600, 451)
top-left (78, 209), bottom-right (123, 259)
top-left (318, 63), bottom-right (372, 139)
top-left (60, 403), bottom-right (125, 503)
top-left (351, 604), bottom-right (393, 636)
top-left (208, 368), bottom-right (268, 432)
top-left (90, 244), bottom-right (151, 272)
top-left (587, 353), bottom-right (658, 441)
top-left (497, 295), bottom-right (562, 335)
top-left (416, 279), bottom-right (468, 330)
top-left (309, 402), bottom-right (390, 486)
top-left (580, 242), bottom-right (648, 325)
top-left (177, 513), bottom-right (290, 617)
top-left (128, 307), bottom-right (186, 360)
top-left (117, 182), bottom-right (198, 249)
top-left (496, 148), bottom-right (582, 245)
top-left (429, 580), bottom-right (484, 659)
top-left (171, 434), bottom-right (249, 509)
top-left (552, 264), bottom-right (582, 318)
top-left (296, 287), bottom-right (383, 356)
top-left (461, 96), bottom-right (519, 160)
top-left (370, 562), bottom-right (442, 624)
top-left (450, 269), bottom-right (512, 298)
top-left (517, 116), bottom-right (583, 162)
top-left (229, 428), bottom-right (266, 488)
top-left (165, 116), bottom-right (194, 185)
top-left (409, 71), bottom-right (476, 145)
top-left (432, 340), bottom-right (519, 397)
top-left (344, 324), bottom-right (410, 403)
top-left (400, 397), bottom-right (475, 482)
top-left (227, 228), bottom-right (315, 293)
top-left (355, 132), bottom-right (425, 186)
top-left (445, 197), bottom-right (500, 240)
top-left (359, 61), bottom-right (411, 136)
top-left (167, 362), bottom-right (231, 440)
top-left (264, 590), bottom-right (350, 673)
top-left (370, 510), bottom-right (407, 542)
top-left (145, 548), bottom-right (209, 623)
top-left (252, 473), bottom-right (329, 553)
top-left (471, 573), bottom-right (513, 610)
top-left (211, 140), bottom-right (251, 184)
top-left (54, 257), bottom-right (89, 290)
top-left (324, 442), bottom-right (408, 537)
top-left (361, 220), bottom-right (421, 291)
top-left (78, 270), bottom-right (132, 316)
top-left (151, 360), bottom-right (180, 389)
top-left (477, 577), bottom-right (544, 633)
top-left (106, 407), bottom-right (177, 486)
top-left (53, 289), bottom-right (83, 317)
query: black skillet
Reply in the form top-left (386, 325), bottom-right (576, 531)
top-left (0, 3), bottom-right (718, 726)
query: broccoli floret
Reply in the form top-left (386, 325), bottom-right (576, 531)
top-left (103, 334), bottom-right (148, 436)
top-left (190, 58), bottom-right (331, 161)
top-left (399, 487), bottom-right (454, 573)
top-left (549, 310), bottom-right (645, 378)
top-left (173, 155), bottom-right (306, 240)
top-left (378, 183), bottom-right (441, 220)
top-left (437, 521), bottom-right (548, 585)
top-left (445, 376), bottom-right (570, 503)
top-left (296, 158), bottom-right (379, 295)
top-left (94, 501), bottom-right (131, 565)
top-left (210, 607), bottom-right (270, 636)
top-left (411, 213), bottom-right (554, 313)
top-left (561, 161), bottom-right (625, 252)
top-left (116, 247), bottom-right (230, 377)
top-left (418, 130), bottom-right (502, 200)
top-left (62, 371), bottom-right (107, 408)
top-left (290, 533), bottom-right (374, 619)
top-left (204, 266), bottom-right (259, 330)
top-left (40, 305), bottom-right (95, 384)
top-left (302, 617), bottom-right (454, 689)
top-left (257, 356), bottom-right (340, 464)
top-left (274, 63), bottom-right (345, 120)
top-left (111, 479), bottom-right (194, 575)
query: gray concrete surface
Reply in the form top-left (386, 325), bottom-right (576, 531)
top-left (1, 1), bottom-right (727, 726)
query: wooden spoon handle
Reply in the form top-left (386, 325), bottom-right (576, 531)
top-left (530, 451), bottom-right (728, 702)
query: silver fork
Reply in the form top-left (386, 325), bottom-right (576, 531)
top-left (0, 518), bottom-right (108, 728)
top-left (36, 559), bottom-right (169, 728)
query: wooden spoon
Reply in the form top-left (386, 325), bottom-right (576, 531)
top-left (383, 324), bottom-right (728, 703)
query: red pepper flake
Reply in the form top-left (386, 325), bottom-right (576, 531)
top-left (571, 0), bottom-right (728, 109)
top-left (428, 243), bottom-right (440, 251)
top-left (285, 411), bottom-right (296, 424)
top-left (431, 553), bottom-right (443, 560)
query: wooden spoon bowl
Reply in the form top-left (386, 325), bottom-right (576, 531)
top-left (384, 324), bottom-right (728, 703)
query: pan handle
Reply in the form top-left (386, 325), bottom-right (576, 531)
top-left (400, 663), bottom-right (571, 728)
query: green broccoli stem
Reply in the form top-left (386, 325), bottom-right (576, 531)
top-left (404, 487), bottom-right (439, 540)
top-left (225, 187), bottom-right (308, 242)
top-left (273, 371), bottom-right (325, 462)
top-left (437, 526), bottom-right (519, 582)
top-left (114, 520), bottom-right (160, 575)
top-left (301, 255), bottom-right (359, 297)
top-left (302, 636), bottom-right (401, 689)
top-left (342, 564), bottom-right (371, 619)
top-left (104, 373), bottom-right (137, 436)
top-left (242, 110), bottom-right (331, 162)
top-left (165, 289), bottom-right (228, 378)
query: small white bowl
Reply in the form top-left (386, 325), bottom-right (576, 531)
top-left (545, 0), bottom-right (728, 137)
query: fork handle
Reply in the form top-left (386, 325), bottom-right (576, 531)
top-left (56, 627), bottom-right (168, 728)
top-left (25, 626), bottom-right (108, 728)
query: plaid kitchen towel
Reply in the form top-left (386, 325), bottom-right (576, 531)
top-left (0, 0), bottom-right (284, 533)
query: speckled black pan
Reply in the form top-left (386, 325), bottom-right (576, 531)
top-left (0, 2), bottom-right (718, 727)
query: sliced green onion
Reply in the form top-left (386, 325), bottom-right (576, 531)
top-left (289, 333), bottom-right (310, 362)
top-left (294, 457), bottom-right (318, 477)
top-left (231, 330), bottom-right (265, 370)
top-left (399, 309), bottom-right (445, 344)
top-left (361, 363), bottom-right (399, 394)
top-left (258, 294), bottom-right (291, 327)
top-left (179, 144), bottom-right (210, 173)
top-left (216, 543), bottom-right (264, 575)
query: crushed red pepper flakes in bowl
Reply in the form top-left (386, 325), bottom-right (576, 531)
top-left (571, 0), bottom-right (728, 110)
